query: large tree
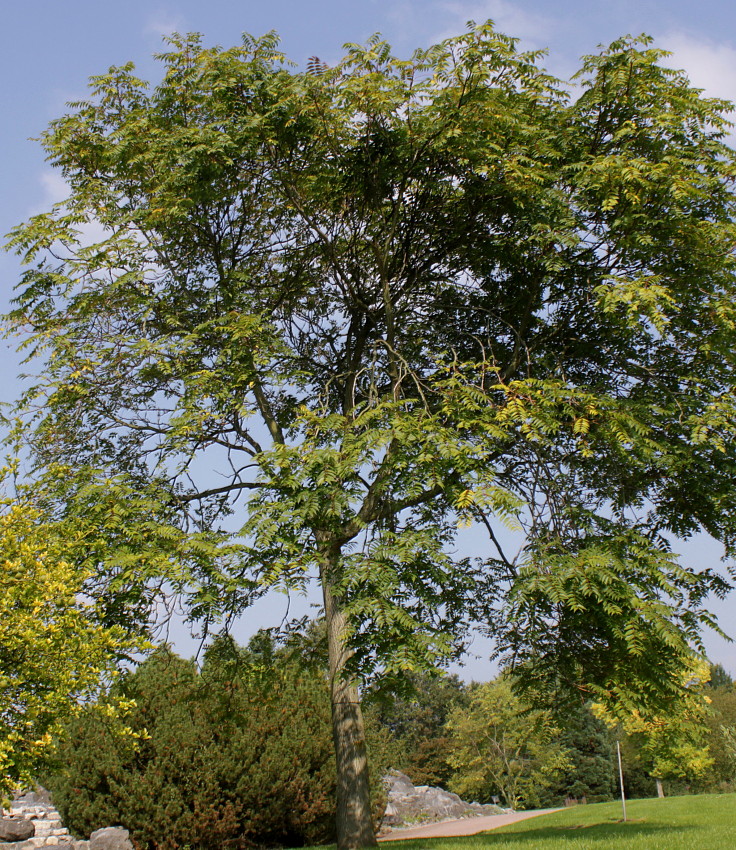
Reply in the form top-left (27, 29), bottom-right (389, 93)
top-left (7, 24), bottom-right (736, 847)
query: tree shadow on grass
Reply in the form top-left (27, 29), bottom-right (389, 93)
top-left (387, 821), bottom-right (696, 848)
top-left (473, 821), bottom-right (695, 845)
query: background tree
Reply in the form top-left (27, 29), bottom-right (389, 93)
top-left (446, 676), bottom-right (572, 809)
top-left (0, 491), bottom-right (135, 798)
top-left (699, 666), bottom-right (736, 791)
top-left (368, 672), bottom-right (469, 787)
top-left (708, 665), bottom-right (734, 691)
top-left (595, 660), bottom-right (714, 797)
top-left (7, 23), bottom-right (736, 847)
top-left (543, 702), bottom-right (616, 804)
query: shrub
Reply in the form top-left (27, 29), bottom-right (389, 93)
top-left (46, 632), bottom-right (388, 848)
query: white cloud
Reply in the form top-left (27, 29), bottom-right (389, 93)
top-left (658, 31), bottom-right (736, 105)
top-left (36, 171), bottom-right (70, 210)
top-left (144, 10), bottom-right (189, 42)
top-left (656, 32), bottom-right (736, 144)
top-left (434, 0), bottom-right (554, 48)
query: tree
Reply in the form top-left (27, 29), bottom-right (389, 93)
top-left (544, 702), bottom-right (616, 804)
top-left (369, 672), bottom-right (469, 786)
top-left (700, 672), bottom-right (736, 790)
top-left (0, 493), bottom-right (135, 797)
top-left (708, 664), bottom-right (734, 691)
top-left (446, 676), bottom-right (572, 809)
top-left (7, 23), bottom-right (736, 847)
top-left (594, 660), bottom-right (714, 797)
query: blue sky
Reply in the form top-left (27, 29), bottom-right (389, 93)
top-left (2, 0), bottom-right (735, 676)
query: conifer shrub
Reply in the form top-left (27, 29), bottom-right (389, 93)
top-left (45, 633), bottom-right (389, 848)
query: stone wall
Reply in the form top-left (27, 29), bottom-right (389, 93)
top-left (1, 790), bottom-right (132, 850)
top-left (1, 791), bottom-right (80, 849)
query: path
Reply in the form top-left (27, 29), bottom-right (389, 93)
top-left (378, 808), bottom-right (562, 841)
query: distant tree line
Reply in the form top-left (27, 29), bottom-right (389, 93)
top-left (378, 662), bottom-right (736, 807)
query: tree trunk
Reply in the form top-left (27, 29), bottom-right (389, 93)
top-left (656, 777), bottom-right (665, 798)
top-left (321, 555), bottom-right (378, 850)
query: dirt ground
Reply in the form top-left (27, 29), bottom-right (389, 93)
top-left (378, 808), bottom-right (562, 841)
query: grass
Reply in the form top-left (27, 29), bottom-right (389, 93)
top-left (381, 793), bottom-right (736, 850)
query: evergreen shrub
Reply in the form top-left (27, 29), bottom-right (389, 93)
top-left (46, 634), bottom-right (388, 848)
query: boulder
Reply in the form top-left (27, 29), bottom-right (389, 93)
top-left (12, 787), bottom-right (52, 806)
top-left (386, 771), bottom-right (416, 796)
top-left (382, 770), bottom-right (505, 828)
top-left (89, 828), bottom-right (133, 850)
top-left (413, 785), bottom-right (472, 819)
top-left (382, 802), bottom-right (401, 826)
top-left (0, 818), bottom-right (35, 842)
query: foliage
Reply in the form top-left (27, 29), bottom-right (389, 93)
top-left (372, 675), bottom-right (614, 806)
top-left (709, 664), bottom-right (734, 691)
top-left (446, 676), bottom-right (572, 809)
top-left (543, 702), bottom-right (616, 804)
top-left (9, 19), bottom-right (736, 710)
top-left (0, 494), bottom-right (136, 797)
top-left (46, 633), bottom-right (390, 849)
top-left (700, 676), bottom-right (736, 790)
top-left (595, 660), bottom-right (714, 792)
top-left (368, 672), bottom-right (469, 787)
top-left (7, 22), bottom-right (736, 844)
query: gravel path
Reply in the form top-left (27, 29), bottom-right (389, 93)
top-left (378, 808), bottom-right (562, 841)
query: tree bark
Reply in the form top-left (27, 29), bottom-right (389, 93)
top-left (656, 777), bottom-right (665, 798)
top-left (321, 550), bottom-right (378, 850)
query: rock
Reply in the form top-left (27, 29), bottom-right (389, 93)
top-left (382, 802), bottom-right (401, 826)
top-left (386, 771), bottom-right (416, 796)
top-left (414, 785), bottom-right (471, 819)
top-left (28, 845), bottom-right (76, 849)
top-left (12, 788), bottom-right (52, 807)
top-left (89, 828), bottom-right (133, 850)
top-left (0, 818), bottom-right (35, 842)
top-left (382, 771), bottom-right (505, 829)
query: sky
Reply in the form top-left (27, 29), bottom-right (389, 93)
top-left (1, 0), bottom-right (736, 678)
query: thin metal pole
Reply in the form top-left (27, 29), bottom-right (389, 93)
top-left (617, 740), bottom-right (627, 822)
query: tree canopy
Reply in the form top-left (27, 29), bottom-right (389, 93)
top-left (6, 23), bottom-right (736, 846)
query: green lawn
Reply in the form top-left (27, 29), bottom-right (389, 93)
top-left (383, 794), bottom-right (736, 850)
